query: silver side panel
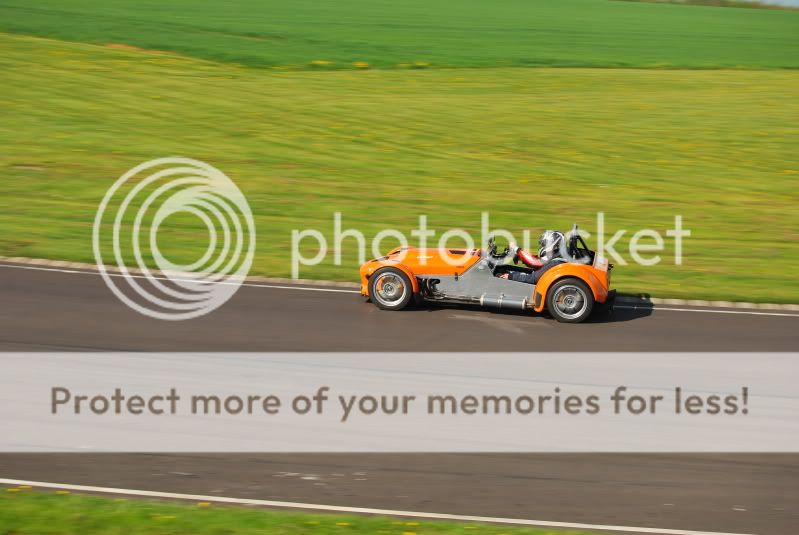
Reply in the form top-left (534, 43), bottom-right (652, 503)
top-left (418, 257), bottom-right (535, 304)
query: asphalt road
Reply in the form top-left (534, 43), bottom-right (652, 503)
top-left (0, 262), bottom-right (797, 351)
top-left (0, 453), bottom-right (796, 535)
top-left (1, 262), bottom-right (797, 535)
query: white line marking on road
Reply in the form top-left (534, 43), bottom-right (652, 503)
top-left (2, 262), bottom-right (798, 317)
top-left (0, 263), bottom-right (361, 294)
top-left (615, 305), bottom-right (799, 318)
top-left (0, 479), bottom-right (754, 535)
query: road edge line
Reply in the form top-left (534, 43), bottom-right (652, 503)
top-left (1, 255), bottom-right (798, 311)
top-left (0, 478), bottom-right (753, 535)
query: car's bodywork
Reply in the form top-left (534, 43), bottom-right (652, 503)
top-left (359, 227), bottom-right (614, 323)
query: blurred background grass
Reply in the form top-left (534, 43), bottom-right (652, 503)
top-left (0, 0), bottom-right (797, 69)
top-left (0, 0), bottom-right (797, 302)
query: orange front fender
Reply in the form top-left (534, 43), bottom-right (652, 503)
top-left (359, 260), bottom-right (420, 296)
top-left (533, 263), bottom-right (609, 312)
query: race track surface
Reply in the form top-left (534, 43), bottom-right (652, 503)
top-left (1, 262), bottom-right (797, 535)
top-left (0, 262), bottom-right (797, 351)
top-left (0, 453), bottom-right (797, 535)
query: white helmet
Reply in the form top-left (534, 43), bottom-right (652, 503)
top-left (538, 230), bottom-right (565, 261)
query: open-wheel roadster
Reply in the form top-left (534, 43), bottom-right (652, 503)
top-left (359, 225), bottom-right (614, 323)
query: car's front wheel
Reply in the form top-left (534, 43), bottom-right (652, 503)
top-left (368, 267), bottom-right (414, 310)
top-left (546, 278), bottom-right (594, 323)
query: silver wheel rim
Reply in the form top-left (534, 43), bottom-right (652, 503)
top-left (552, 285), bottom-right (588, 320)
top-left (373, 272), bottom-right (407, 307)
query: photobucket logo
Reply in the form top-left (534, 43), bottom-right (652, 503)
top-left (92, 157), bottom-right (255, 320)
top-left (291, 212), bottom-right (691, 278)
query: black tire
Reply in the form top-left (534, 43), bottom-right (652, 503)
top-left (368, 267), bottom-right (414, 311)
top-left (546, 278), bottom-right (594, 323)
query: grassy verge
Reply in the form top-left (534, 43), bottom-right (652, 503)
top-left (0, 0), bottom-right (797, 70)
top-left (3, 32), bottom-right (799, 302)
top-left (1, 33), bottom-right (798, 302)
top-left (0, 488), bottom-right (599, 535)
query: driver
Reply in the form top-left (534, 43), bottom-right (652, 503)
top-left (498, 230), bottom-right (567, 284)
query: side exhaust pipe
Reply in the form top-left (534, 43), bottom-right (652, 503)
top-left (479, 294), bottom-right (528, 310)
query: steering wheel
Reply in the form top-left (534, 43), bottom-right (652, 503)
top-left (486, 235), bottom-right (508, 257)
top-left (486, 235), bottom-right (496, 256)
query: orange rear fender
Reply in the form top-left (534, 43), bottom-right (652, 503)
top-left (533, 264), bottom-right (609, 312)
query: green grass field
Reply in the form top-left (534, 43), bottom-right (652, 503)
top-left (0, 1), bottom-right (797, 302)
top-left (0, 489), bottom-right (600, 535)
top-left (0, 0), bottom-right (797, 70)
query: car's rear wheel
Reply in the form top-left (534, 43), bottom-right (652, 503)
top-left (546, 278), bottom-right (594, 323)
top-left (369, 268), bottom-right (414, 310)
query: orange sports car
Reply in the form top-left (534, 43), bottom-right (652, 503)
top-left (359, 225), bottom-right (614, 323)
